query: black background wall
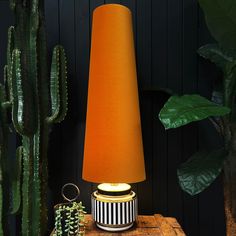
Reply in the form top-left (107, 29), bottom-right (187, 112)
top-left (0, 0), bottom-right (226, 235)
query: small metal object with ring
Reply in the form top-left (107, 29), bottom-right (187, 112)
top-left (61, 183), bottom-right (80, 202)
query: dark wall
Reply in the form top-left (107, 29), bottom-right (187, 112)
top-left (0, 0), bottom-right (226, 235)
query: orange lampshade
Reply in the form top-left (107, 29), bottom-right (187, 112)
top-left (82, 4), bottom-right (146, 184)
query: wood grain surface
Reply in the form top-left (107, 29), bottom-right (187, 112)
top-left (51, 214), bottom-right (186, 236)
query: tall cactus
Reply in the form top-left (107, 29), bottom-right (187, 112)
top-left (0, 74), bottom-right (11, 236)
top-left (0, 0), bottom-right (68, 235)
top-left (0, 66), bottom-right (22, 236)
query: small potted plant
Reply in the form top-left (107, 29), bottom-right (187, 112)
top-left (53, 202), bottom-right (86, 236)
top-left (52, 183), bottom-right (86, 236)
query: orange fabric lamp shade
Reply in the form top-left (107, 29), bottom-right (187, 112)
top-left (82, 4), bottom-right (146, 184)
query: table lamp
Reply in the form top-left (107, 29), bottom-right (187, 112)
top-left (82, 4), bottom-right (146, 232)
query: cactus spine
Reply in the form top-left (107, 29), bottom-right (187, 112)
top-left (0, 0), bottom-right (68, 235)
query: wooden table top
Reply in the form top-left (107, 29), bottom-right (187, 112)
top-left (51, 214), bottom-right (186, 235)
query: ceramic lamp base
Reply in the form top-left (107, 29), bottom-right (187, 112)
top-left (91, 184), bottom-right (138, 232)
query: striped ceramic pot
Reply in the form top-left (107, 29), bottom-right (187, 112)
top-left (91, 190), bottom-right (138, 231)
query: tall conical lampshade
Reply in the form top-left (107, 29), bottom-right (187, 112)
top-left (82, 4), bottom-right (146, 184)
top-left (83, 4), bottom-right (146, 232)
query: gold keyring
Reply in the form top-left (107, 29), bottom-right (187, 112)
top-left (61, 183), bottom-right (80, 202)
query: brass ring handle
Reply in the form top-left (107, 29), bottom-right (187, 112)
top-left (61, 183), bottom-right (80, 202)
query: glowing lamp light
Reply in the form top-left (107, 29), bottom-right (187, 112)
top-left (82, 4), bottom-right (146, 232)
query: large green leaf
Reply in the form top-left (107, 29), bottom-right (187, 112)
top-left (198, 0), bottom-right (236, 49)
top-left (198, 44), bottom-right (236, 116)
top-left (177, 149), bottom-right (227, 195)
top-left (198, 44), bottom-right (236, 72)
top-left (159, 94), bottom-right (230, 129)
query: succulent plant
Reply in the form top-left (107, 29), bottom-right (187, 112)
top-left (53, 202), bottom-right (86, 236)
top-left (0, 72), bottom-right (12, 236)
top-left (0, 0), bottom-right (68, 235)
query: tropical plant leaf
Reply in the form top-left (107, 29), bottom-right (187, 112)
top-left (177, 149), bottom-right (227, 195)
top-left (198, 0), bottom-right (236, 49)
top-left (198, 44), bottom-right (236, 72)
top-left (159, 94), bottom-right (230, 129)
top-left (198, 44), bottom-right (236, 114)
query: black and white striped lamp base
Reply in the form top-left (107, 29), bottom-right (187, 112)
top-left (91, 186), bottom-right (138, 232)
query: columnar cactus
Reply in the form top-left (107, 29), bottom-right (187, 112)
top-left (0, 66), bottom-right (22, 236)
top-left (0, 0), bottom-right (68, 235)
top-left (0, 73), bottom-right (11, 236)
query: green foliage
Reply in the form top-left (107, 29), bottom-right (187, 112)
top-left (198, 44), bottom-right (236, 114)
top-left (47, 45), bottom-right (68, 124)
top-left (159, 94), bottom-right (230, 129)
top-left (21, 140), bottom-right (31, 235)
top-left (11, 146), bottom-right (23, 214)
top-left (11, 49), bottom-right (37, 136)
top-left (177, 149), bottom-right (227, 195)
top-left (198, 0), bottom-right (236, 49)
top-left (53, 202), bottom-right (86, 236)
top-left (198, 44), bottom-right (236, 71)
top-left (158, 0), bottom-right (236, 197)
top-left (0, 83), bottom-right (10, 235)
top-left (158, 93), bottom-right (230, 196)
top-left (0, 0), bottom-right (68, 235)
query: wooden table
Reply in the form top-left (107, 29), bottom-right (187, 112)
top-left (51, 214), bottom-right (186, 235)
